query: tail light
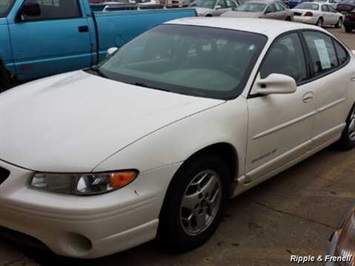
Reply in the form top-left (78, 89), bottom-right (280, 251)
top-left (304, 11), bottom-right (313, 16)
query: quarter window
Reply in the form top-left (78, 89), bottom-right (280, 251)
top-left (260, 33), bottom-right (308, 84)
top-left (22, 0), bottom-right (81, 21)
top-left (334, 41), bottom-right (349, 65)
top-left (303, 31), bottom-right (339, 76)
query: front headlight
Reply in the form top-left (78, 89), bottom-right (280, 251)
top-left (334, 210), bottom-right (355, 266)
top-left (30, 170), bottom-right (138, 195)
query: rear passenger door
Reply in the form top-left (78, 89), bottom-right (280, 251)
top-left (9, 0), bottom-right (95, 81)
top-left (301, 30), bottom-right (353, 149)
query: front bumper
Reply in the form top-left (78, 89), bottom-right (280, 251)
top-left (293, 16), bottom-right (318, 25)
top-left (0, 160), bottom-right (182, 258)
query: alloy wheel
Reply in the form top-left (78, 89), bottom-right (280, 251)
top-left (180, 170), bottom-right (222, 236)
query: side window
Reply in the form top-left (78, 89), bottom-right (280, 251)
top-left (328, 5), bottom-right (336, 12)
top-left (303, 31), bottom-right (339, 76)
top-left (321, 4), bottom-right (328, 11)
top-left (275, 3), bottom-right (285, 11)
top-left (334, 40), bottom-right (349, 65)
top-left (22, 0), bottom-right (81, 21)
top-left (265, 4), bottom-right (277, 13)
top-left (217, 0), bottom-right (227, 8)
top-left (260, 33), bottom-right (308, 84)
top-left (225, 0), bottom-right (236, 8)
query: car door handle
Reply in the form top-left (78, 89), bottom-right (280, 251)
top-left (302, 92), bottom-right (314, 103)
top-left (78, 26), bottom-right (89, 33)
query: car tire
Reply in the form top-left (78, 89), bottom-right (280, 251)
top-left (344, 27), bottom-right (352, 33)
top-left (338, 103), bottom-right (355, 150)
top-left (335, 17), bottom-right (343, 28)
top-left (157, 154), bottom-right (230, 252)
top-left (206, 14), bottom-right (212, 17)
top-left (0, 61), bottom-right (11, 93)
top-left (285, 16), bottom-right (292, 21)
top-left (316, 17), bottom-right (324, 27)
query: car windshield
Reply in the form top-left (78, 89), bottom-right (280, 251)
top-left (339, 0), bottom-right (355, 3)
top-left (295, 2), bottom-right (320, 9)
top-left (190, 0), bottom-right (217, 9)
top-left (99, 25), bottom-right (267, 100)
top-left (236, 2), bottom-right (267, 12)
top-left (0, 0), bottom-right (15, 17)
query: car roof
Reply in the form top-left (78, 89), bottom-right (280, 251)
top-left (165, 17), bottom-right (325, 38)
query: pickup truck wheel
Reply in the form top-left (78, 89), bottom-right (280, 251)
top-left (335, 18), bottom-right (343, 28)
top-left (0, 62), bottom-right (11, 93)
top-left (344, 27), bottom-right (352, 33)
top-left (157, 154), bottom-right (230, 251)
top-left (338, 104), bottom-right (355, 150)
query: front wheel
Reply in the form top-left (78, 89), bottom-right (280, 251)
top-left (338, 104), bottom-right (355, 150)
top-left (157, 154), bottom-right (230, 251)
top-left (345, 27), bottom-right (352, 33)
top-left (335, 18), bottom-right (343, 28)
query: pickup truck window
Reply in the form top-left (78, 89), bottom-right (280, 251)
top-left (99, 24), bottom-right (267, 100)
top-left (21, 0), bottom-right (81, 21)
top-left (0, 0), bottom-right (15, 17)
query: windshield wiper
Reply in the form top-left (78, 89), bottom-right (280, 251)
top-left (133, 82), bottom-right (171, 92)
top-left (88, 66), bottom-right (107, 78)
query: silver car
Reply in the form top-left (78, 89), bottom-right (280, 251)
top-left (221, 0), bottom-right (294, 21)
top-left (190, 0), bottom-right (241, 16)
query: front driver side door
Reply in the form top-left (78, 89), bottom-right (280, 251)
top-left (245, 32), bottom-right (316, 183)
top-left (8, 0), bottom-right (95, 81)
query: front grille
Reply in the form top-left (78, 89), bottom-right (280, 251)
top-left (0, 167), bottom-right (10, 185)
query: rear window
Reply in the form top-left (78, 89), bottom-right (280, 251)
top-left (295, 2), bottom-right (320, 9)
top-left (0, 0), bottom-right (15, 17)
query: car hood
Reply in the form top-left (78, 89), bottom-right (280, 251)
top-left (221, 11), bottom-right (262, 18)
top-left (0, 71), bottom-right (224, 172)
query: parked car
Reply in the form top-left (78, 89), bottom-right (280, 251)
top-left (293, 2), bottom-right (344, 26)
top-left (0, 0), bottom-right (196, 91)
top-left (1, 17), bottom-right (354, 259)
top-left (316, 0), bottom-right (341, 8)
top-left (288, 0), bottom-right (308, 9)
top-left (336, 0), bottom-right (355, 13)
top-left (344, 8), bottom-right (355, 31)
top-left (221, 0), bottom-right (294, 20)
top-left (190, 0), bottom-right (240, 16)
top-left (326, 204), bottom-right (355, 266)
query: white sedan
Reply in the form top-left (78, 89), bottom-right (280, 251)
top-left (0, 18), bottom-right (354, 259)
top-left (293, 2), bottom-right (344, 27)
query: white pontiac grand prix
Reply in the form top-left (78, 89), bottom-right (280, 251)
top-left (0, 18), bottom-right (354, 258)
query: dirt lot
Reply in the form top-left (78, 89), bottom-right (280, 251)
top-left (0, 27), bottom-right (354, 266)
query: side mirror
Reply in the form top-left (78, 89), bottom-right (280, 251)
top-left (21, 2), bottom-right (41, 17)
top-left (254, 73), bottom-right (296, 95)
top-left (215, 5), bottom-right (222, 9)
top-left (106, 47), bottom-right (119, 57)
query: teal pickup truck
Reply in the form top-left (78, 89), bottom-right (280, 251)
top-left (0, 0), bottom-right (196, 90)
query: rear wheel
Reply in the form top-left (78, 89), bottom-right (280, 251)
top-left (157, 154), bottom-right (230, 251)
top-left (345, 27), bottom-right (352, 33)
top-left (338, 104), bottom-right (355, 150)
top-left (316, 17), bottom-right (324, 27)
top-left (0, 61), bottom-right (11, 93)
top-left (335, 17), bottom-right (343, 28)
top-left (285, 16), bottom-right (292, 21)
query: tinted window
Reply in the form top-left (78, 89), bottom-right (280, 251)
top-left (334, 41), bottom-right (349, 65)
top-left (260, 33), bottom-right (308, 84)
top-left (217, 0), bottom-right (227, 8)
top-left (321, 4), bottom-right (329, 11)
top-left (265, 3), bottom-right (277, 12)
top-left (303, 31), bottom-right (339, 76)
top-left (22, 0), bottom-right (81, 20)
top-left (225, 0), bottom-right (237, 7)
top-left (100, 25), bottom-right (267, 100)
